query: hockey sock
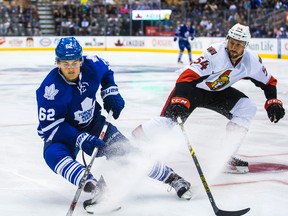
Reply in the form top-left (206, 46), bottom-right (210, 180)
top-left (188, 52), bottom-right (192, 61)
top-left (147, 161), bottom-right (173, 181)
top-left (55, 156), bottom-right (88, 186)
top-left (178, 51), bottom-right (183, 62)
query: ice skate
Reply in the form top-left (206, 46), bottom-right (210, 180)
top-left (83, 175), bottom-right (107, 207)
top-left (83, 176), bottom-right (97, 193)
top-left (83, 176), bottom-right (121, 214)
top-left (225, 157), bottom-right (249, 174)
top-left (164, 172), bottom-right (192, 200)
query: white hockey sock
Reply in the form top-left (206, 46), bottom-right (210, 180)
top-left (147, 161), bottom-right (173, 182)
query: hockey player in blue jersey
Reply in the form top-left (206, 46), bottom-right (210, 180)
top-left (36, 37), bottom-right (192, 210)
top-left (174, 20), bottom-right (195, 64)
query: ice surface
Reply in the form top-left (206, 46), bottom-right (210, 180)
top-left (0, 51), bottom-right (287, 216)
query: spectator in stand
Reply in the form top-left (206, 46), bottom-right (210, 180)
top-left (205, 19), bottom-right (213, 36)
top-left (67, 17), bottom-right (76, 35)
top-left (119, 3), bottom-right (129, 14)
top-left (205, 1), bottom-right (218, 12)
top-left (163, 15), bottom-right (172, 32)
top-left (0, 3), bottom-right (9, 35)
top-left (251, 24), bottom-right (268, 38)
top-left (250, 0), bottom-right (262, 9)
top-left (53, 9), bottom-right (61, 35)
top-left (90, 17), bottom-right (99, 36)
top-left (34, 27), bottom-right (42, 36)
top-left (277, 27), bottom-right (288, 38)
top-left (0, 18), bottom-right (10, 35)
top-left (9, 1), bottom-right (21, 35)
top-left (119, 17), bottom-right (130, 36)
top-left (199, 15), bottom-right (208, 29)
top-left (80, 16), bottom-right (90, 36)
top-left (2, 0), bottom-right (286, 38)
top-left (60, 18), bottom-right (70, 35)
top-left (136, 1), bottom-right (151, 10)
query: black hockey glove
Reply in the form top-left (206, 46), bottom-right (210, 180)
top-left (264, 99), bottom-right (285, 123)
top-left (191, 36), bottom-right (194, 41)
top-left (166, 97), bottom-right (190, 122)
top-left (76, 132), bottom-right (106, 156)
top-left (173, 37), bottom-right (177, 42)
top-left (101, 86), bottom-right (125, 119)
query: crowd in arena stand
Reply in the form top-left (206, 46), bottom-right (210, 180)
top-left (0, 0), bottom-right (288, 38)
top-left (0, 1), bottom-right (40, 36)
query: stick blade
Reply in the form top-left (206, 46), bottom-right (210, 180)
top-left (84, 199), bottom-right (121, 215)
top-left (216, 207), bottom-right (250, 216)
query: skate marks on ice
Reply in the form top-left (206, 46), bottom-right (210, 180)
top-left (211, 152), bottom-right (288, 188)
top-left (238, 152), bottom-right (288, 173)
top-left (213, 179), bottom-right (288, 187)
top-left (248, 163), bottom-right (288, 173)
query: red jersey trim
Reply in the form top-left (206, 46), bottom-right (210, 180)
top-left (176, 68), bottom-right (201, 83)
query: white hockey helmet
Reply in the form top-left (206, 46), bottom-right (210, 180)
top-left (227, 23), bottom-right (251, 47)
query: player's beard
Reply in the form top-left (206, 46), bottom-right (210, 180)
top-left (229, 50), bottom-right (243, 63)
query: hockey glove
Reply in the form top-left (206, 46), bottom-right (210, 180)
top-left (166, 97), bottom-right (190, 122)
top-left (101, 86), bottom-right (125, 119)
top-left (191, 36), bottom-right (194, 41)
top-left (264, 99), bottom-right (285, 123)
top-left (76, 132), bottom-right (105, 156)
top-left (173, 37), bottom-right (177, 42)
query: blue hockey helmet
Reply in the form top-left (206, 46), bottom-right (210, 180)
top-left (55, 37), bottom-right (82, 61)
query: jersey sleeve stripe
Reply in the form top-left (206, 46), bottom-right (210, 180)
top-left (41, 118), bottom-right (65, 132)
top-left (266, 76), bottom-right (277, 86)
top-left (176, 68), bottom-right (201, 83)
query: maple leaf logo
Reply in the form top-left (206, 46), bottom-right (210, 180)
top-left (74, 98), bottom-right (95, 124)
top-left (44, 84), bottom-right (59, 100)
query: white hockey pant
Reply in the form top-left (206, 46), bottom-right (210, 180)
top-left (226, 97), bottom-right (257, 154)
top-left (132, 116), bottom-right (176, 141)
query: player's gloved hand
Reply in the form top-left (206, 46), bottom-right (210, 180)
top-left (166, 97), bottom-right (190, 122)
top-left (191, 36), bottom-right (194, 41)
top-left (101, 85), bottom-right (125, 119)
top-left (173, 37), bottom-right (177, 42)
top-left (264, 98), bottom-right (285, 123)
top-left (76, 132), bottom-right (105, 156)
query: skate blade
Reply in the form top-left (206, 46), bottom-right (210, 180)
top-left (181, 189), bottom-right (193, 200)
top-left (224, 165), bottom-right (249, 174)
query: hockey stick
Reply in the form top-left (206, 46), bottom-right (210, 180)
top-left (177, 118), bottom-right (250, 216)
top-left (66, 110), bottom-right (113, 216)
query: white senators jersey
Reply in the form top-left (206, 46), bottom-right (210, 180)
top-left (176, 41), bottom-right (277, 91)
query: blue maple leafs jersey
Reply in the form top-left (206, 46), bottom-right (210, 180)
top-left (36, 55), bottom-right (116, 148)
top-left (174, 24), bottom-right (195, 41)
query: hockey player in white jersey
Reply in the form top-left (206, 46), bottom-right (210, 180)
top-left (36, 37), bottom-right (192, 212)
top-left (132, 23), bottom-right (285, 174)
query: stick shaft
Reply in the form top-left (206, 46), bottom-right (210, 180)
top-left (66, 111), bottom-right (113, 216)
top-left (178, 120), bottom-right (220, 213)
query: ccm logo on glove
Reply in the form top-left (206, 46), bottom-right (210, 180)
top-left (171, 97), bottom-right (190, 109)
top-left (264, 98), bottom-right (282, 109)
top-left (264, 98), bottom-right (285, 123)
